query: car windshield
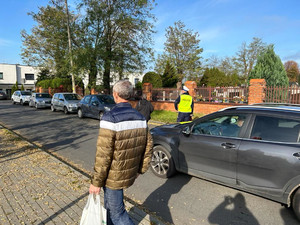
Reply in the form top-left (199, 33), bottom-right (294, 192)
top-left (64, 94), bottom-right (80, 100)
top-left (21, 91), bottom-right (31, 96)
top-left (97, 95), bottom-right (115, 104)
top-left (36, 93), bottom-right (51, 98)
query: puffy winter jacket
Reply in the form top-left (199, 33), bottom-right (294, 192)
top-left (91, 102), bottom-right (153, 190)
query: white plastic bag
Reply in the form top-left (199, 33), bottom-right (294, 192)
top-left (80, 194), bottom-right (107, 225)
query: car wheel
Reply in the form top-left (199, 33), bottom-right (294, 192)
top-left (35, 103), bottom-right (38, 109)
top-left (20, 100), bottom-right (24, 105)
top-left (51, 105), bottom-right (56, 112)
top-left (99, 111), bottom-right (104, 120)
top-left (64, 107), bottom-right (68, 114)
top-left (150, 145), bottom-right (176, 178)
top-left (292, 188), bottom-right (300, 220)
top-left (78, 109), bottom-right (84, 118)
top-left (12, 99), bottom-right (15, 104)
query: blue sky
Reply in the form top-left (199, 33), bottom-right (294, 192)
top-left (1, 0), bottom-right (300, 67)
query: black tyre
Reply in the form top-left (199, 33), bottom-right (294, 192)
top-left (51, 105), bottom-right (56, 112)
top-left (64, 107), bottom-right (68, 114)
top-left (12, 100), bottom-right (15, 104)
top-left (150, 145), bottom-right (176, 178)
top-left (99, 111), bottom-right (104, 120)
top-left (78, 108), bottom-right (84, 118)
top-left (292, 188), bottom-right (300, 221)
top-left (35, 103), bottom-right (38, 109)
top-left (20, 100), bottom-right (24, 105)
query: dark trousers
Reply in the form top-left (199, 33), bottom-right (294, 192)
top-left (177, 112), bottom-right (192, 122)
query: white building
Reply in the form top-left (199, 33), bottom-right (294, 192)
top-left (0, 63), bottom-right (39, 98)
top-left (0, 63), bottom-right (144, 98)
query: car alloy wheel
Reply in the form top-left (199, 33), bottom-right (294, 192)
top-left (150, 145), bottom-right (175, 178)
top-left (64, 107), bottom-right (68, 114)
top-left (51, 105), bottom-right (56, 112)
top-left (99, 111), bottom-right (104, 120)
top-left (78, 109), bottom-right (83, 118)
top-left (35, 103), bottom-right (38, 109)
top-left (20, 100), bottom-right (23, 105)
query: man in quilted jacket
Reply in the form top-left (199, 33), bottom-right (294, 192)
top-left (89, 80), bottom-right (153, 225)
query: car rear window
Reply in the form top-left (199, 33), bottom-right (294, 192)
top-left (36, 93), bottom-right (51, 98)
top-left (21, 91), bottom-right (31, 95)
top-left (97, 95), bottom-right (115, 104)
top-left (64, 94), bottom-right (80, 100)
top-left (251, 115), bottom-right (300, 143)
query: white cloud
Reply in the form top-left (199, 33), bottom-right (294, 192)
top-left (198, 28), bottom-right (222, 42)
top-left (0, 38), bottom-right (12, 47)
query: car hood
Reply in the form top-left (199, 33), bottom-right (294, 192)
top-left (37, 98), bottom-right (52, 101)
top-left (66, 100), bottom-right (80, 104)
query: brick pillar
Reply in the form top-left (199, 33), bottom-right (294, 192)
top-left (248, 79), bottom-right (266, 105)
top-left (142, 83), bottom-right (152, 101)
top-left (184, 81), bottom-right (197, 99)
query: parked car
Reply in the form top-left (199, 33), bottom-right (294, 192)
top-left (150, 104), bottom-right (300, 220)
top-left (11, 90), bottom-right (31, 105)
top-left (77, 94), bottom-right (116, 120)
top-left (29, 93), bottom-right (52, 109)
top-left (51, 93), bottom-right (81, 114)
top-left (0, 91), bottom-right (8, 100)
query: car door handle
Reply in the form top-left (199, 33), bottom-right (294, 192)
top-left (293, 152), bottom-right (300, 160)
top-left (221, 143), bottom-right (236, 149)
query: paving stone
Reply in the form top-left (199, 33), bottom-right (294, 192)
top-left (0, 127), bottom-right (167, 225)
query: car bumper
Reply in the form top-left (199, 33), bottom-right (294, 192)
top-left (36, 103), bottom-right (51, 108)
top-left (68, 107), bottom-right (78, 112)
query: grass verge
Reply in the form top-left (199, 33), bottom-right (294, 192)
top-left (151, 110), bottom-right (205, 123)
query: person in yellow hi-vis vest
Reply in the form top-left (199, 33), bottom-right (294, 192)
top-left (174, 86), bottom-right (194, 122)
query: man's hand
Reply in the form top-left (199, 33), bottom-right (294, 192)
top-left (89, 184), bottom-right (101, 194)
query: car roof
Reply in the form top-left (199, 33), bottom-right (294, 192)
top-left (219, 103), bottom-right (300, 114)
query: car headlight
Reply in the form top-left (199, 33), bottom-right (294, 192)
top-left (69, 104), bottom-right (77, 107)
top-left (104, 106), bottom-right (111, 111)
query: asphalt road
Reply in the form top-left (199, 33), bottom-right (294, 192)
top-left (0, 100), bottom-right (299, 225)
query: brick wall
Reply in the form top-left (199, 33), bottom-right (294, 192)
top-left (129, 100), bottom-right (238, 115)
top-left (136, 79), bottom-right (267, 115)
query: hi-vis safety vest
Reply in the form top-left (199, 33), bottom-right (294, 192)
top-left (178, 94), bottom-right (193, 113)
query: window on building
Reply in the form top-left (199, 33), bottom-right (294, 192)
top-left (134, 78), bottom-right (139, 85)
top-left (0, 72), bottom-right (3, 79)
top-left (25, 74), bottom-right (34, 80)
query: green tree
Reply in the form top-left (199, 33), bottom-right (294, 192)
top-left (158, 21), bottom-right (203, 82)
top-left (199, 68), bottom-right (226, 87)
top-left (234, 37), bottom-right (267, 79)
top-left (284, 60), bottom-right (300, 83)
top-left (142, 71), bottom-right (162, 88)
top-left (21, 84), bottom-right (25, 91)
top-left (12, 81), bottom-right (19, 94)
top-left (249, 45), bottom-right (289, 87)
top-left (79, 0), bottom-right (156, 92)
top-left (36, 68), bottom-right (52, 83)
top-left (21, 0), bottom-right (79, 77)
top-left (161, 61), bottom-right (178, 87)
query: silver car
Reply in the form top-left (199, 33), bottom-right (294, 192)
top-left (29, 93), bottom-right (52, 109)
top-left (11, 90), bottom-right (31, 105)
top-left (51, 92), bottom-right (81, 114)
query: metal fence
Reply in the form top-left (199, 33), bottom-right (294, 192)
top-left (195, 87), bottom-right (248, 104)
top-left (151, 87), bottom-right (248, 104)
top-left (152, 88), bottom-right (180, 101)
top-left (265, 86), bottom-right (300, 104)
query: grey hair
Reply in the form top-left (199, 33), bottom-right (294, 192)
top-left (113, 80), bottom-right (133, 100)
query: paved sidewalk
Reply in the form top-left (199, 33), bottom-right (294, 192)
top-left (0, 126), bottom-right (166, 225)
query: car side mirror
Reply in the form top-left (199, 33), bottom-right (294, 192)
top-left (182, 126), bottom-right (191, 136)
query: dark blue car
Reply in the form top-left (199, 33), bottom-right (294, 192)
top-left (77, 94), bottom-right (115, 120)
